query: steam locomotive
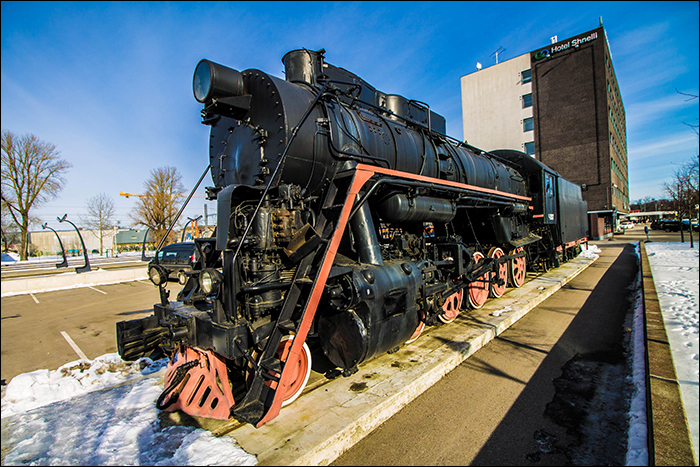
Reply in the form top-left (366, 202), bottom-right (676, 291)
top-left (116, 49), bottom-right (588, 427)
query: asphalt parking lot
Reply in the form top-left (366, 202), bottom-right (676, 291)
top-left (0, 279), bottom-right (181, 385)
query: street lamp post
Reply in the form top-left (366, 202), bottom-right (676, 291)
top-left (41, 223), bottom-right (68, 268)
top-left (141, 226), bottom-right (155, 262)
top-left (58, 214), bottom-right (91, 273)
top-left (181, 215), bottom-right (203, 242)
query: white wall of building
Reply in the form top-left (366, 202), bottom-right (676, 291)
top-left (461, 53), bottom-right (533, 153)
top-left (29, 229), bottom-right (119, 255)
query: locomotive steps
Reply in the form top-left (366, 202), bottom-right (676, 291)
top-left (187, 251), bottom-right (599, 466)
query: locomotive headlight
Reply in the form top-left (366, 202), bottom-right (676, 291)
top-left (199, 268), bottom-right (223, 295)
top-left (148, 265), bottom-right (169, 287)
top-left (193, 59), bottom-right (244, 103)
top-left (178, 272), bottom-right (188, 285)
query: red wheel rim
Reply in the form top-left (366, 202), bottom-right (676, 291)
top-left (438, 290), bottom-right (463, 324)
top-left (488, 247), bottom-right (507, 298)
top-left (247, 336), bottom-right (311, 407)
top-left (406, 310), bottom-right (426, 343)
top-left (508, 247), bottom-right (526, 288)
top-left (468, 252), bottom-right (489, 308)
top-left (275, 336), bottom-right (311, 406)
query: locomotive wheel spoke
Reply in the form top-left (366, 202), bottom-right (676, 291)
top-left (438, 289), bottom-right (463, 324)
top-left (468, 252), bottom-right (489, 309)
top-left (508, 247), bottom-right (526, 288)
top-left (488, 247), bottom-right (508, 298)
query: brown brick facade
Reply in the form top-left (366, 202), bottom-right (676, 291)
top-left (530, 27), bottom-right (628, 214)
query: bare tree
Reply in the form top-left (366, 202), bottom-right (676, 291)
top-left (1, 131), bottom-right (72, 260)
top-left (80, 192), bottom-right (116, 255)
top-left (676, 88), bottom-right (699, 137)
top-left (1, 201), bottom-right (21, 253)
top-left (129, 166), bottom-right (185, 247)
top-left (663, 156), bottom-right (699, 244)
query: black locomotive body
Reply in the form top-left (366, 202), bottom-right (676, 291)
top-left (117, 49), bottom-right (588, 426)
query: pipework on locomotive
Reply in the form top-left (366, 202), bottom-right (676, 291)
top-left (117, 48), bottom-right (588, 427)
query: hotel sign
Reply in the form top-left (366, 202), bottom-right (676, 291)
top-left (534, 31), bottom-right (598, 60)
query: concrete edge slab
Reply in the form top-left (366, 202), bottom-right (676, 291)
top-left (640, 242), bottom-right (697, 466)
top-left (0, 267), bottom-right (148, 297)
top-left (223, 253), bottom-right (599, 466)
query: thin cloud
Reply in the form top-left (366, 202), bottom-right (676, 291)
top-left (626, 94), bottom-right (699, 133)
top-left (629, 132), bottom-right (698, 161)
top-left (612, 21), bottom-right (670, 58)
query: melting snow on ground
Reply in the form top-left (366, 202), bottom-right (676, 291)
top-left (580, 242), bottom-right (602, 259)
top-left (1, 354), bottom-right (256, 466)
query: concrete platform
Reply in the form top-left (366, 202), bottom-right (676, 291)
top-left (209, 252), bottom-right (598, 466)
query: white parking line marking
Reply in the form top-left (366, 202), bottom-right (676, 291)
top-left (87, 285), bottom-right (107, 295)
top-left (60, 331), bottom-right (89, 360)
top-left (29, 293), bottom-right (39, 304)
top-left (137, 280), bottom-right (151, 285)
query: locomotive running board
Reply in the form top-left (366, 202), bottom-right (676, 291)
top-left (510, 233), bottom-right (542, 248)
top-left (236, 163), bottom-right (531, 427)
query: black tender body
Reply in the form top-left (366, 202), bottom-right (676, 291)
top-left (117, 49), bottom-right (589, 427)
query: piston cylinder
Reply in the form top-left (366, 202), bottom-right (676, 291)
top-left (318, 261), bottom-right (423, 370)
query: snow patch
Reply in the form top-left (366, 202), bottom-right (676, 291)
top-left (1, 354), bottom-right (257, 466)
top-left (2, 353), bottom-right (165, 418)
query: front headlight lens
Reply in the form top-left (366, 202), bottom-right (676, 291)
top-left (148, 265), bottom-right (168, 286)
top-left (201, 271), bottom-right (213, 293)
top-left (199, 268), bottom-right (223, 295)
top-left (178, 272), bottom-right (188, 285)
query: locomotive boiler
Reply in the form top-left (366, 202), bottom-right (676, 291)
top-left (116, 48), bottom-right (588, 427)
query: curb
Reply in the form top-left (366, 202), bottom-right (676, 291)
top-left (640, 242), bottom-right (697, 466)
top-left (0, 266), bottom-right (149, 297)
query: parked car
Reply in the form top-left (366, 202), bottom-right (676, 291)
top-left (619, 220), bottom-right (634, 229)
top-left (650, 220), bottom-right (664, 230)
top-left (681, 219), bottom-right (700, 232)
top-left (150, 242), bottom-right (197, 282)
top-left (662, 220), bottom-right (681, 232)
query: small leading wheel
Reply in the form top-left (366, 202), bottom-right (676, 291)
top-left (247, 335), bottom-right (312, 407)
top-left (406, 309), bottom-right (426, 344)
top-left (468, 252), bottom-right (489, 309)
top-left (508, 247), bottom-right (526, 288)
top-left (275, 336), bottom-right (312, 407)
top-left (488, 247), bottom-right (508, 298)
top-left (438, 290), bottom-right (463, 324)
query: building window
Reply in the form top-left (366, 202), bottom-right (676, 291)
top-left (522, 93), bottom-right (533, 108)
top-left (523, 117), bottom-right (534, 132)
top-left (524, 141), bottom-right (535, 155)
top-left (522, 69), bottom-right (532, 84)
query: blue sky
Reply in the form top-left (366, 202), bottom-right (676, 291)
top-left (1, 1), bottom-right (698, 229)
